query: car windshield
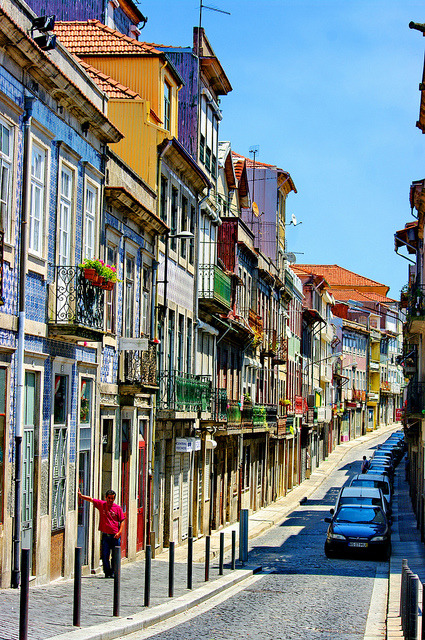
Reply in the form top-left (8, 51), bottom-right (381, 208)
top-left (351, 479), bottom-right (389, 495)
top-left (335, 506), bottom-right (385, 524)
top-left (339, 497), bottom-right (380, 506)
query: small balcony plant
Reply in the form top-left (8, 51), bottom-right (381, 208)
top-left (79, 258), bottom-right (118, 289)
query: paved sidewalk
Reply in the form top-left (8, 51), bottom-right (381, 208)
top-left (386, 456), bottom-right (425, 639)
top-left (0, 423), bottom-right (403, 640)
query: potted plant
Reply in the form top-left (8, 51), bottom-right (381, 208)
top-left (79, 259), bottom-right (118, 288)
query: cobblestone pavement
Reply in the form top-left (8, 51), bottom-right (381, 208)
top-left (0, 424), bottom-right (410, 640)
top-left (119, 431), bottom-right (393, 640)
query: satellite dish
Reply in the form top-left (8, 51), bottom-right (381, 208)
top-left (284, 252), bottom-right (296, 263)
top-left (252, 202), bottom-right (259, 217)
top-left (291, 213), bottom-right (297, 225)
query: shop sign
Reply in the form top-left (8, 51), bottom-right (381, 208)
top-left (175, 437), bottom-right (201, 452)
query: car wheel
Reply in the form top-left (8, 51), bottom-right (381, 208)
top-left (324, 543), bottom-right (334, 558)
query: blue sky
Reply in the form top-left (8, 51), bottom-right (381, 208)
top-left (140, 0), bottom-right (425, 298)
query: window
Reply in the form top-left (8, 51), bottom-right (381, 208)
top-left (189, 205), bottom-right (195, 265)
top-left (170, 187), bottom-right (178, 251)
top-left (52, 374), bottom-right (68, 530)
top-left (58, 165), bottom-right (73, 266)
top-left (29, 142), bottom-right (46, 255)
top-left (177, 314), bottom-right (184, 372)
top-left (141, 267), bottom-right (150, 336)
top-left (164, 81), bottom-right (171, 131)
top-left (83, 182), bottom-right (98, 260)
top-left (124, 254), bottom-right (135, 338)
top-left (186, 319), bottom-right (192, 373)
top-left (181, 196), bottom-right (188, 259)
top-left (160, 175), bottom-right (168, 222)
top-left (0, 119), bottom-right (13, 243)
top-left (105, 242), bottom-right (118, 334)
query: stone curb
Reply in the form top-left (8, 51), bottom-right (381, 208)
top-left (48, 566), bottom-right (261, 640)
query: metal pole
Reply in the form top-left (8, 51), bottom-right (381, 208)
top-left (144, 545), bottom-right (151, 607)
top-left (113, 546), bottom-right (121, 617)
top-left (231, 530), bottom-right (236, 569)
top-left (19, 549), bottom-right (30, 640)
top-left (409, 574), bottom-right (419, 640)
top-left (401, 560), bottom-right (408, 625)
top-left (219, 532), bottom-right (224, 575)
top-left (73, 548), bottom-right (82, 627)
top-left (168, 542), bottom-right (175, 598)
top-left (422, 580), bottom-right (425, 640)
top-left (205, 535), bottom-right (210, 582)
top-left (239, 509), bottom-right (249, 563)
top-left (187, 532), bottom-right (193, 589)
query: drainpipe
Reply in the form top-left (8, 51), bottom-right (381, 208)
top-left (12, 96), bottom-right (34, 589)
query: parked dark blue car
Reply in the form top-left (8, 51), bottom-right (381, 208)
top-left (324, 504), bottom-right (391, 559)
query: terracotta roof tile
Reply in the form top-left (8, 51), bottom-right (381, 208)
top-left (55, 20), bottom-right (162, 56)
top-left (79, 61), bottom-right (142, 99)
top-left (294, 264), bottom-right (386, 289)
top-left (330, 288), bottom-right (395, 305)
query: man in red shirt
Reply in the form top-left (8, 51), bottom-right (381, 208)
top-left (78, 489), bottom-right (125, 578)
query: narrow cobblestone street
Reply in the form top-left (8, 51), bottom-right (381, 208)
top-left (117, 431), bottom-right (393, 640)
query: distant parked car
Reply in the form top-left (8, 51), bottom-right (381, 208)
top-left (330, 486), bottom-right (390, 518)
top-left (350, 473), bottom-right (392, 505)
top-left (324, 505), bottom-right (391, 559)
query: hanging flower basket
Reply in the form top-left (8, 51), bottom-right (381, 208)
top-left (101, 280), bottom-right (115, 291)
top-left (83, 267), bottom-right (96, 281)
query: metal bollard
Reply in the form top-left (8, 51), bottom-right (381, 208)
top-left (113, 546), bottom-right (121, 617)
top-left (421, 580), bottom-right (425, 640)
top-left (187, 533), bottom-right (193, 590)
top-left (231, 530), bottom-right (236, 570)
top-left (239, 509), bottom-right (249, 563)
top-left (219, 532), bottom-right (224, 575)
top-left (144, 544), bottom-right (151, 607)
top-left (19, 548), bottom-right (30, 640)
top-left (406, 569), bottom-right (415, 639)
top-left (205, 535), bottom-right (210, 582)
top-left (400, 560), bottom-right (408, 628)
top-left (73, 547), bottom-right (82, 627)
top-left (168, 541), bottom-right (175, 598)
top-left (409, 574), bottom-right (419, 640)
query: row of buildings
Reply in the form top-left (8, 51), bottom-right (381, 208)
top-left (396, 22), bottom-right (425, 544)
top-left (0, 0), bottom-right (404, 588)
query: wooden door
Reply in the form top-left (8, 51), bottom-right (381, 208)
top-left (136, 438), bottom-right (146, 552)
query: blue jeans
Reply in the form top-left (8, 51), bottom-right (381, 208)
top-left (101, 533), bottom-right (120, 576)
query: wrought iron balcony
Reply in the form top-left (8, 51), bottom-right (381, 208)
top-left (157, 371), bottom-right (212, 412)
top-left (213, 388), bottom-right (228, 421)
top-left (48, 265), bottom-right (105, 341)
top-left (198, 264), bottom-right (231, 313)
top-left (119, 341), bottom-right (158, 390)
top-left (406, 381), bottom-right (425, 415)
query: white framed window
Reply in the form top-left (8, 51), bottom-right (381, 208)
top-left (0, 118), bottom-right (13, 244)
top-left (58, 164), bottom-right (73, 266)
top-left (164, 81), bottom-right (171, 131)
top-left (29, 141), bottom-right (47, 256)
top-left (83, 181), bottom-right (98, 260)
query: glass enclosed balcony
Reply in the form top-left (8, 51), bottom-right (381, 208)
top-left (198, 264), bottom-right (231, 313)
top-left (406, 381), bottom-right (425, 415)
top-left (157, 371), bottom-right (212, 412)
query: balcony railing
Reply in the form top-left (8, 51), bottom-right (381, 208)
top-left (406, 381), bottom-right (425, 414)
top-left (119, 342), bottom-right (157, 388)
top-left (405, 284), bottom-right (425, 318)
top-left (157, 371), bottom-right (212, 412)
top-left (213, 388), bottom-right (228, 421)
top-left (198, 264), bottom-right (231, 312)
top-left (48, 265), bottom-right (105, 340)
